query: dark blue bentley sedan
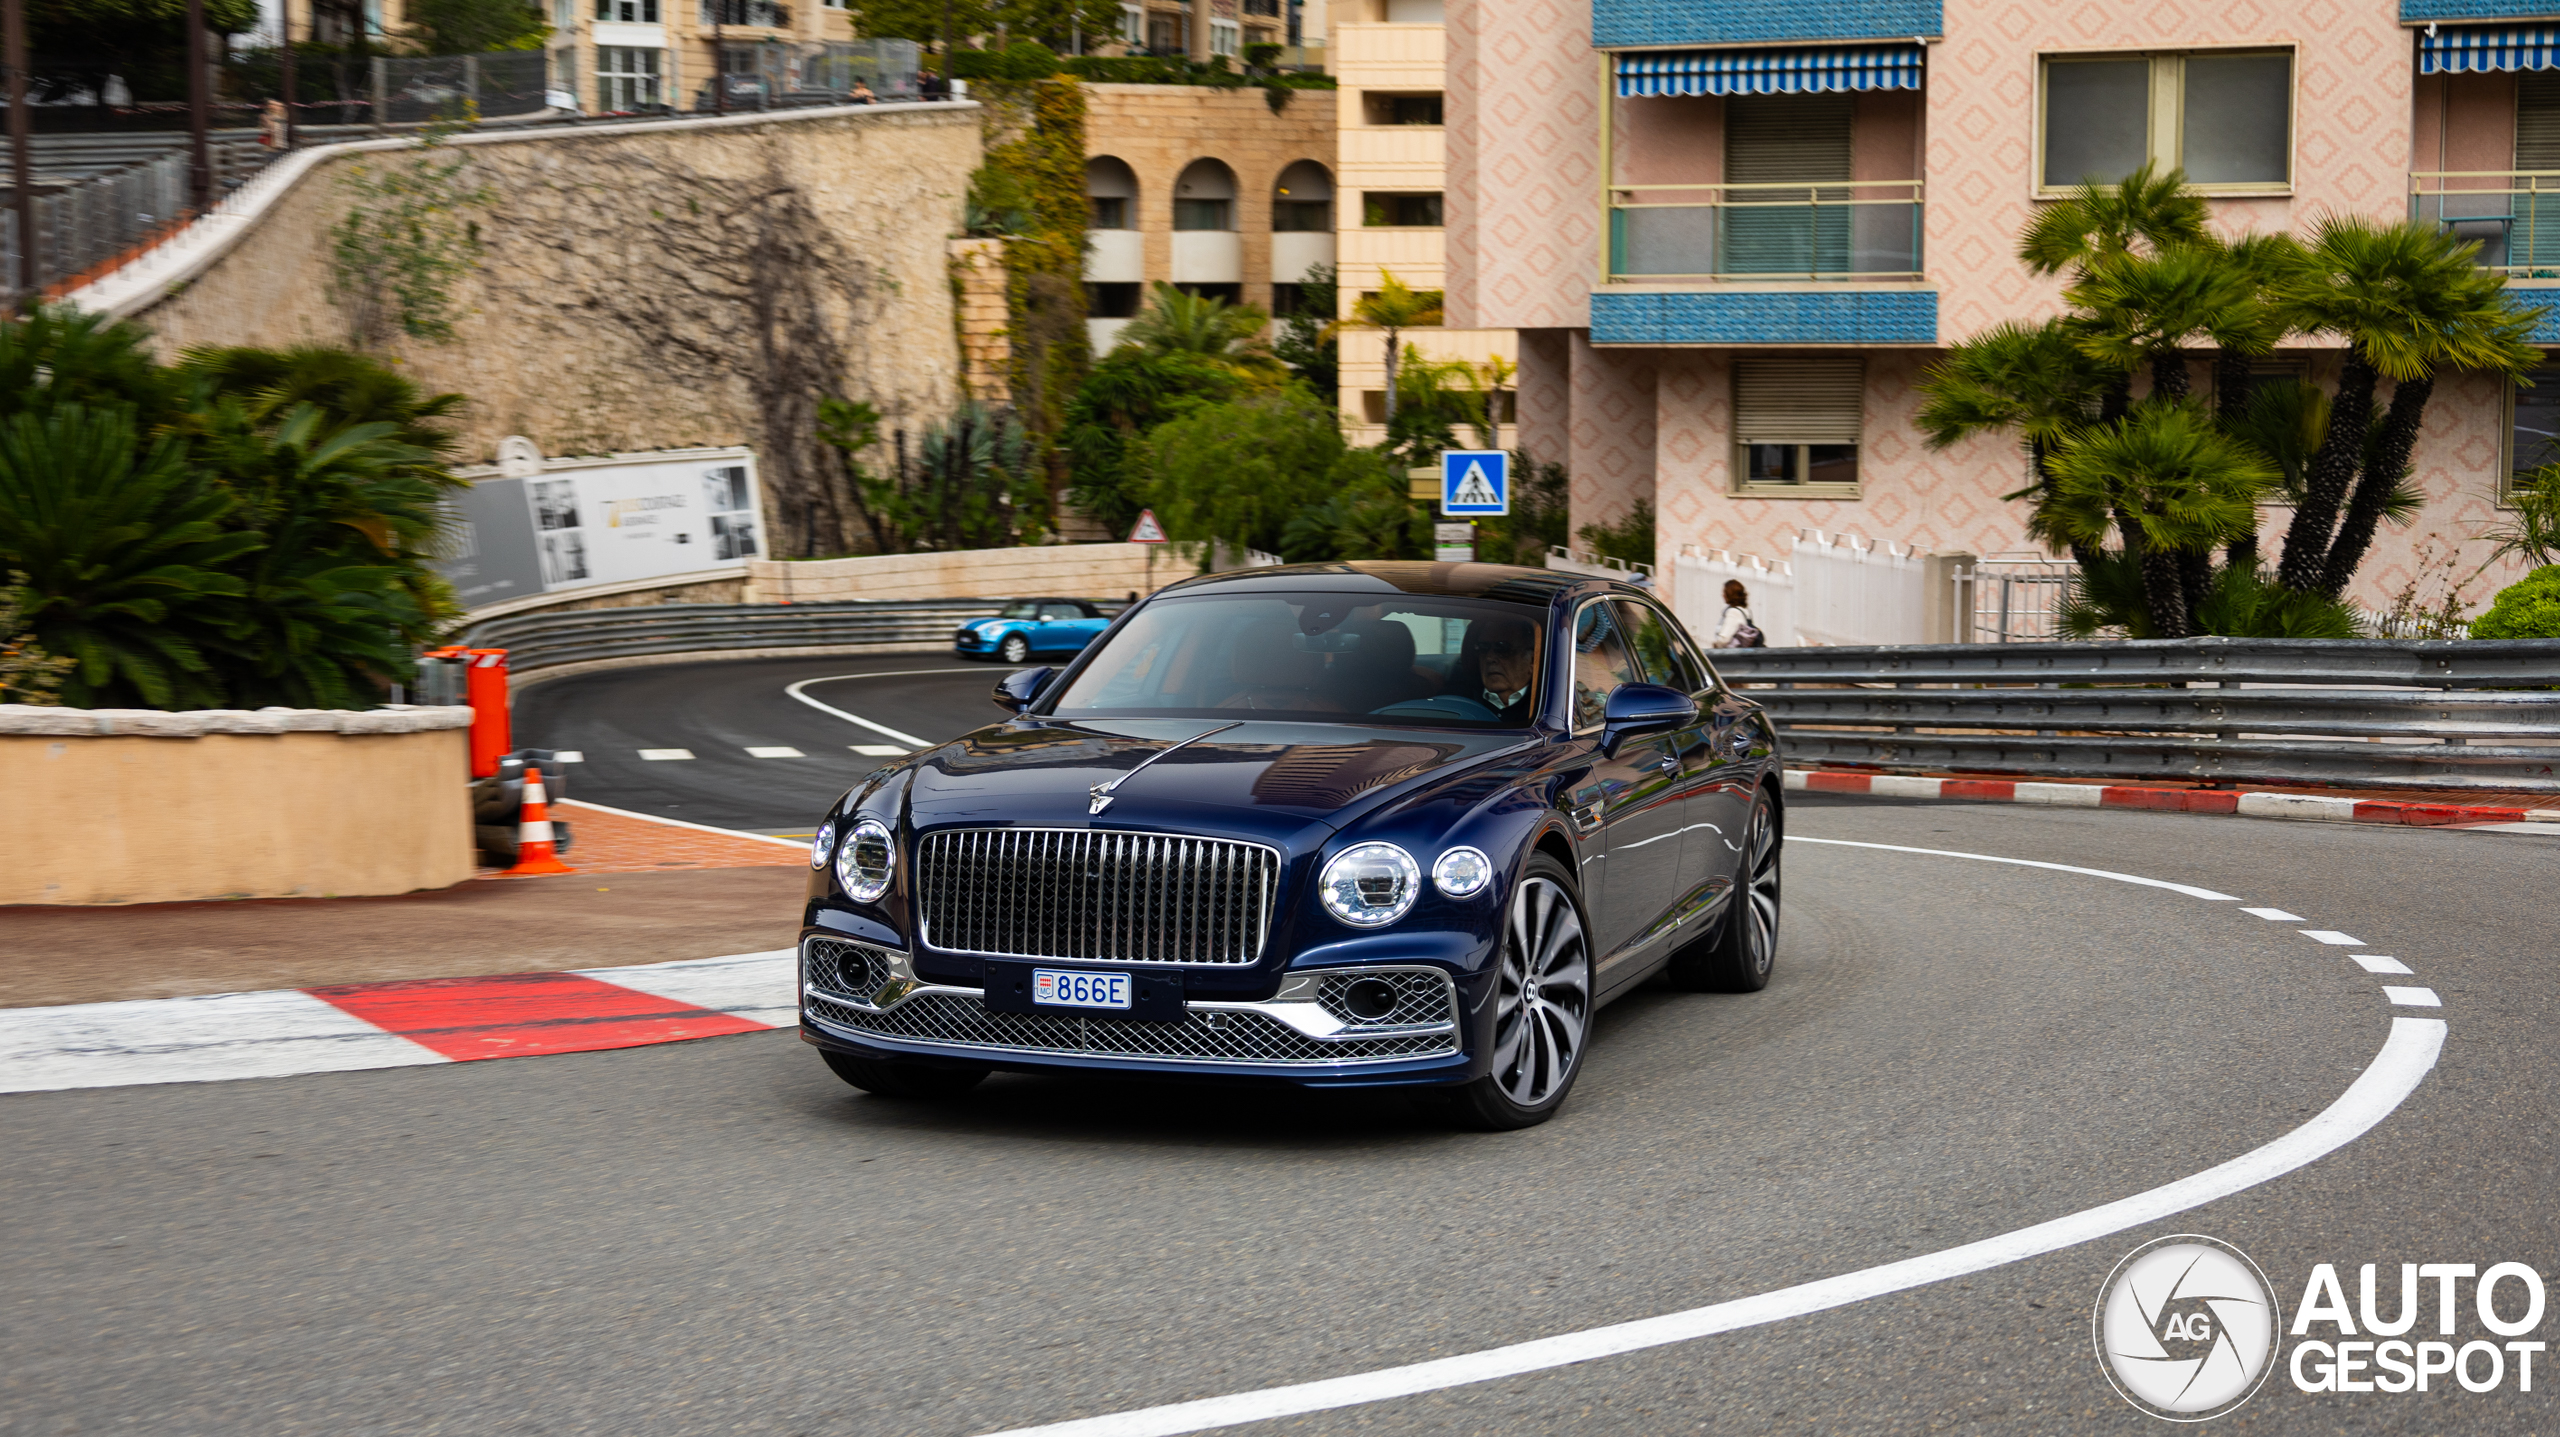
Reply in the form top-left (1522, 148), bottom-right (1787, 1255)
top-left (799, 561), bottom-right (1783, 1129)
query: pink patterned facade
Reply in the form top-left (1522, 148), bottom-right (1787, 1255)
top-left (1447, 0), bottom-right (2548, 621)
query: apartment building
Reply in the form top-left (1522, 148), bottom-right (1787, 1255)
top-left (541, 0), bottom-right (878, 113)
top-left (1445, 0), bottom-right (2553, 611)
top-left (1330, 0), bottom-right (1517, 447)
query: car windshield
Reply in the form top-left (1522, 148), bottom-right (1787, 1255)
top-left (997, 601), bottom-right (1041, 619)
top-left (1046, 592), bottom-right (1545, 727)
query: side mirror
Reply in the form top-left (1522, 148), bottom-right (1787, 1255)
top-left (993, 665), bottom-right (1055, 714)
top-left (1599, 682), bottom-right (1697, 755)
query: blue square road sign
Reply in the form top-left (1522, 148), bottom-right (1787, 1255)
top-left (1441, 450), bottom-right (1509, 516)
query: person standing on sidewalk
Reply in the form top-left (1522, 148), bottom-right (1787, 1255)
top-left (1712, 580), bottom-right (1766, 649)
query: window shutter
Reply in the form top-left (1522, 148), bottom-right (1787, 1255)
top-left (1732, 360), bottom-right (1865, 444)
top-left (2519, 72), bottom-right (2560, 172)
top-left (1724, 95), bottom-right (1853, 183)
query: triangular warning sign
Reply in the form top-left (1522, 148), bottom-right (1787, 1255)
top-left (1128, 508), bottom-right (1168, 543)
top-left (1451, 461), bottom-right (1500, 506)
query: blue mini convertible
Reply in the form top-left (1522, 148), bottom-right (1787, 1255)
top-left (953, 598), bottom-right (1111, 663)
top-left (801, 562), bottom-right (1784, 1129)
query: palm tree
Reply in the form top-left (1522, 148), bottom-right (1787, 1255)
top-left (2067, 244), bottom-right (2282, 403)
top-left (2017, 161), bottom-right (2212, 276)
top-left (2045, 401), bottom-right (2275, 637)
top-left (1332, 270), bottom-right (1443, 425)
top-left (2270, 217), bottom-right (2541, 595)
top-left (1916, 317), bottom-right (2112, 563)
top-left (1118, 282), bottom-right (1272, 364)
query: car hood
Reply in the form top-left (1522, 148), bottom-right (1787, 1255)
top-left (902, 717), bottom-right (1533, 840)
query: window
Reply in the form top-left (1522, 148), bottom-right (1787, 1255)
top-left (1209, 17), bottom-right (1241, 55)
top-left (1569, 601), bottom-right (1642, 732)
top-left (1147, 13), bottom-right (1182, 51)
top-left (1087, 282), bottom-right (1142, 318)
top-left (1175, 282), bottom-right (1241, 305)
top-left (2040, 50), bottom-right (2291, 193)
top-left (1732, 359), bottom-right (1862, 495)
top-left (1271, 282), bottom-right (1309, 316)
top-left (594, 0), bottom-right (657, 19)
top-left (1362, 192), bottom-right (1442, 226)
top-left (1273, 158), bottom-right (1332, 231)
top-left (1173, 198), bottom-right (1231, 229)
top-left (1119, 3), bottom-right (1143, 44)
top-left (553, 0), bottom-right (574, 27)
top-left (1613, 601), bottom-right (1705, 695)
top-left (1173, 158), bottom-right (1236, 230)
top-left (1362, 92), bottom-right (1442, 125)
top-left (595, 46), bottom-right (661, 111)
top-left (2510, 367), bottom-right (2560, 504)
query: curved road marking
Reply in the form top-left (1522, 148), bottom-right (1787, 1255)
top-left (783, 669), bottom-right (984, 750)
top-left (978, 840), bottom-right (2442, 1437)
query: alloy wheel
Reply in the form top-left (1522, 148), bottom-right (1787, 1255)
top-left (1490, 875), bottom-right (1592, 1108)
top-left (1739, 794), bottom-right (1780, 979)
top-left (1000, 634), bottom-right (1031, 663)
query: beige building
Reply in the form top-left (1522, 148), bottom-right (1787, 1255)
top-left (1327, 0), bottom-right (1513, 449)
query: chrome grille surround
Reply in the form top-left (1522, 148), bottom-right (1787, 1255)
top-left (802, 957), bottom-right (1460, 1069)
top-left (913, 828), bottom-right (1282, 967)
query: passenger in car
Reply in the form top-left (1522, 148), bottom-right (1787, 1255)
top-left (1221, 616), bottom-right (1342, 710)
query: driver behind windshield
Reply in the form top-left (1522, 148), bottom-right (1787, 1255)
top-left (1450, 615), bottom-right (1540, 726)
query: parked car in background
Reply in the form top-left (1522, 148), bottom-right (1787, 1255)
top-left (807, 562), bottom-right (1785, 1130)
top-left (954, 598), bottom-right (1113, 664)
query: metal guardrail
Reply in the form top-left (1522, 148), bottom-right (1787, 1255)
top-left (1711, 637), bottom-right (2560, 792)
top-left (462, 599), bottom-right (1014, 673)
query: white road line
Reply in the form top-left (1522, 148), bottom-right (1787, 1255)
top-left (2240, 907), bottom-right (2304, 921)
top-left (554, 750), bottom-right (585, 763)
top-left (2299, 930), bottom-right (2367, 946)
top-left (785, 671), bottom-right (975, 749)
top-left (851, 744), bottom-right (909, 757)
top-left (975, 1017), bottom-right (2447, 1437)
top-left (573, 950), bottom-right (797, 1027)
top-left (554, 798), bottom-right (808, 850)
top-left (2350, 955), bottom-right (2414, 975)
top-left (745, 746), bottom-right (806, 759)
top-left (2384, 986), bottom-right (2443, 1007)
top-left (1783, 836), bottom-right (2240, 901)
top-left (637, 748), bottom-right (695, 761)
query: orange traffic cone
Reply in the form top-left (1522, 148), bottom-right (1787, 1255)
top-left (503, 764), bottom-right (575, 876)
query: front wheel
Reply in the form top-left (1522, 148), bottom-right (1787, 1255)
top-left (999, 633), bottom-right (1032, 664)
top-left (821, 1050), bottom-right (990, 1098)
top-left (1667, 785), bottom-right (1780, 993)
top-left (1442, 855), bottom-right (1593, 1131)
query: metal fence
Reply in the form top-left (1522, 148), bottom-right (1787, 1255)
top-left (1711, 636), bottom-right (2560, 792)
top-left (1, 133), bottom-right (280, 293)
top-left (374, 51), bottom-right (552, 125)
top-left (464, 599), bottom-right (1021, 673)
top-left (1954, 554), bottom-right (2076, 643)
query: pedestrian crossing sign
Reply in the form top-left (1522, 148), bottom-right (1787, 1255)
top-left (1440, 450), bottom-right (1509, 516)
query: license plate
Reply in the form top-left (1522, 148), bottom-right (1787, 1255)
top-left (1032, 969), bottom-right (1131, 1010)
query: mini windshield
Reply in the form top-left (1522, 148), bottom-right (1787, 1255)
top-left (1046, 592), bottom-right (1545, 727)
top-left (997, 601), bottom-right (1041, 619)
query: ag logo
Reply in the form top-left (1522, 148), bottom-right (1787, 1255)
top-left (2095, 1235), bottom-right (2282, 1421)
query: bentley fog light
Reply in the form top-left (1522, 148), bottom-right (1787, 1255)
top-left (835, 818), bottom-right (895, 903)
top-left (1432, 846), bottom-right (1492, 898)
top-left (1320, 842), bottom-right (1420, 928)
top-left (808, 820), bottom-right (836, 871)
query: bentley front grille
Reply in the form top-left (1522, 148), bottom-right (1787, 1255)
top-left (913, 828), bottom-right (1281, 966)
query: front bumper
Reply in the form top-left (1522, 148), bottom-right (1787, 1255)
top-left (797, 937), bottom-right (1472, 1086)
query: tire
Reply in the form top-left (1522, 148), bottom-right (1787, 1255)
top-left (1442, 854), bottom-right (1593, 1131)
top-left (999, 632), bottom-right (1032, 663)
top-left (820, 1050), bottom-right (991, 1098)
top-left (1666, 785), bottom-right (1781, 993)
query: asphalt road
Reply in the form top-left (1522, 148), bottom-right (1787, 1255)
top-left (10, 660), bottom-right (2558, 1435)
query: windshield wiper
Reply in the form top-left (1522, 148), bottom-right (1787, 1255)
top-left (1088, 721), bottom-right (1243, 815)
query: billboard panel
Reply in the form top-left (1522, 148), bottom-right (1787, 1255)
top-left (436, 447), bottom-right (762, 612)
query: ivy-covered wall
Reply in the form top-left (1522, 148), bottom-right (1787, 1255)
top-left (973, 77), bottom-right (1092, 529)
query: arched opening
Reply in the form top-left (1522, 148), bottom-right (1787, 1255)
top-left (1085, 156), bottom-right (1138, 230)
top-left (1173, 158), bottom-right (1238, 231)
top-left (1272, 160), bottom-right (1333, 231)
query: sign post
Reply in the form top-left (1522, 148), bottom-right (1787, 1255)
top-left (1433, 521), bottom-right (1475, 563)
top-left (1129, 507), bottom-right (1167, 589)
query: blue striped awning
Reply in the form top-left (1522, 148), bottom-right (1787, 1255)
top-left (1615, 44), bottom-right (1925, 97)
top-left (2419, 24), bottom-right (2560, 75)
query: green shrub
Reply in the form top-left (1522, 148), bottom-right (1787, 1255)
top-left (2471, 565), bottom-right (2560, 639)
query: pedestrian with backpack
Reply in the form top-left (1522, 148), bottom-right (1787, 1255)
top-left (1713, 579), bottom-right (1766, 648)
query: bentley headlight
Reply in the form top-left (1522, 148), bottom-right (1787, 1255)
top-left (1320, 842), bottom-right (1421, 928)
top-left (808, 820), bottom-right (836, 871)
top-left (834, 818), bottom-right (895, 903)
top-left (1432, 846), bottom-right (1493, 898)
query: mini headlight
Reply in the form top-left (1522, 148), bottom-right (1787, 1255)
top-left (1319, 842), bottom-right (1421, 928)
top-left (808, 820), bottom-right (836, 871)
top-left (1432, 846), bottom-right (1493, 898)
top-left (834, 818), bottom-right (895, 903)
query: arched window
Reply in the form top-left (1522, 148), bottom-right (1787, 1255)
top-left (1085, 156), bottom-right (1138, 230)
top-left (1173, 158), bottom-right (1238, 231)
top-left (1273, 160), bottom-right (1332, 232)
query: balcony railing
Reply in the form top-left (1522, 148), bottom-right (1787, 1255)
top-left (1606, 178), bottom-right (1922, 283)
top-left (702, 0), bottom-right (790, 26)
top-left (2410, 171), bottom-right (2560, 278)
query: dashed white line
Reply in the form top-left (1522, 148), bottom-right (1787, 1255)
top-left (553, 750), bottom-right (585, 763)
top-left (2299, 930), bottom-right (2367, 946)
top-left (2384, 986), bottom-right (2443, 1007)
top-left (851, 744), bottom-right (909, 757)
top-left (636, 748), bottom-right (695, 761)
top-left (2240, 907), bottom-right (2305, 922)
top-left (745, 746), bottom-right (805, 759)
top-left (2350, 955), bottom-right (2415, 975)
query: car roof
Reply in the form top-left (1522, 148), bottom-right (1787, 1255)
top-left (1152, 561), bottom-right (1632, 609)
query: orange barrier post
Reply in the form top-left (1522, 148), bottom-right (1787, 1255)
top-left (461, 648), bottom-right (512, 777)
top-left (503, 764), bottom-right (575, 876)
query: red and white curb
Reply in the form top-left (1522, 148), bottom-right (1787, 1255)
top-left (1783, 768), bottom-right (2560, 829)
top-left (0, 949), bottom-right (796, 1094)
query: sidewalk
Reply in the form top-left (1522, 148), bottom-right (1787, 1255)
top-left (2, 800), bottom-right (810, 1010)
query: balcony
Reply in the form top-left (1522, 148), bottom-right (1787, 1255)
top-left (1607, 179), bottom-right (1922, 282)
